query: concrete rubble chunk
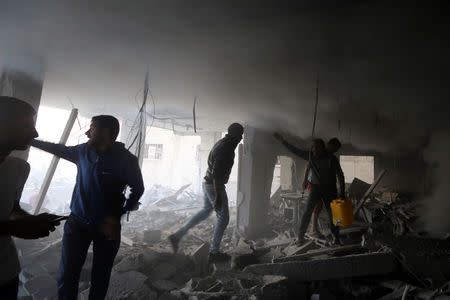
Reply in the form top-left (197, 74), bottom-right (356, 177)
top-left (245, 252), bottom-right (400, 282)
top-left (148, 262), bottom-right (177, 281)
top-left (139, 229), bottom-right (162, 244)
top-left (231, 238), bottom-right (257, 270)
top-left (274, 243), bottom-right (365, 263)
top-left (23, 275), bottom-right (57, 300)
top-left (262, 275), bottom-right (288, 285)
top-left (152, 279), bottom-right (179, 293)
top-left (191, 242), bottom-right (210, 275)
top-left (113, 253), bottom-right (143, 273)
top-left (107, 270), bottom-right (154, 300)
top-left (283, 240), bottom-right (317, 256)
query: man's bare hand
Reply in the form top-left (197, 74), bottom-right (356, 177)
top-left (10, 214), bottom-right (57, 239)
top-left (274, 132), bottom-right (284, 142)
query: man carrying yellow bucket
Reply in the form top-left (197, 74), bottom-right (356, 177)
top-left (274, 133), bottom-right (346, 246)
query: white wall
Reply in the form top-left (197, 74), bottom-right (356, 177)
top-left (141, 127), bottom-right (201, 193)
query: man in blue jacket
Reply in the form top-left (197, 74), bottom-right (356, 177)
top-left (31, 115), bottom-right (144, 300)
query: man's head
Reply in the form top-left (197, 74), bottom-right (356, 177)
top-left (227, 123), bottom-right (244, 142)
top-left (327, 137), bottom-right (341, 154)
top-left (311, 138), bottom-right (325, 156)
top-left (0, 96), bottom-right (38, 151)
top-left (86, 115), bottom-right (120, 146)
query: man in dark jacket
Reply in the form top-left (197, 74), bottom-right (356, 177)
top-left (274, 133), bottom-right (345, 246)
top-left (169, 123), bottom-right (244, 262)
top-left (31, 115), bottom-right (144, 300)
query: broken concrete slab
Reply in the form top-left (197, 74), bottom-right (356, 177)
top-left (283, 240), bottom-right (317, 256)
top-left (274, 243), bottom-right (365, 263)
top-left (23, 275), bottom-right (57, 300)
top-left (107, 270), bottom-right (155, 300)
top-left (151, 279), bottom-right (179, 293)
top-left (245, 252), bottom-right (400, 282)
top-left (120, 234), bottom-right (135, 246)
top-left (148, 262), bottom-right (177, 281)
top-left (191, 242), bottom-right (210, 275)
top-left (139, 229), bottom-right (162, 244)
top-left (231, 238), bottom-right (257, 270)
top-left (260, 275), bottom-right (288, 300)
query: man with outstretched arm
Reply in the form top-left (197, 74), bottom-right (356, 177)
top-left (0, 97), bottom-right (61, 300)
top-left (30, 115), bottom-right (144, 300)
top-left (169, 123), bottom-right (244, 262)
top-left (302, 137), bottom-right (343, 238)
top-left (274, 133), bottom-right (345, 246)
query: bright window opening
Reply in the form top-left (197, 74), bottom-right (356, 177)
top-left (340, 155), bottom-right (374, 184)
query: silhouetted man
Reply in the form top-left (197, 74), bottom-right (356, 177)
top-left (169, 123), bottom-right (244, 262)
top-left (302, 138), bottom-right (342, 238)
top-left (31, 115), bottom-right (144, 300)
top-left (274, 133), bottom-right (345, 246)
top-left (0, 97), bottom-right (60, 300)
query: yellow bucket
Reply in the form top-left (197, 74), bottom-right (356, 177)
top-left (330, 197), bottom-right (354, 227)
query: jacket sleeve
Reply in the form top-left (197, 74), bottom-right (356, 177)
top-left (282, 140), bottom-right (310, 161)
top-left (212, 148), bottom-right (234, 184)
top-left (332, 155), bottom-right (346, 195)
top-left (30, 139), bottom-right (79, 163)
top-left (122, 156), bottom-right (145, 213)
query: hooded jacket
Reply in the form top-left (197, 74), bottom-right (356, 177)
top-left (31, 140), bottom-right (144, 224)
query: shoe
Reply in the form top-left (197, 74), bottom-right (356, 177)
top-left (168, 234), bottom-right (179, 253)
top-left (208, 252), bottom-right (231, 263)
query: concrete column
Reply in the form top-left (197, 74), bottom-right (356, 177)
top-left (237, 126), bottom-right (278, 238)
top-left (0, 65), bottom-right (45, 160)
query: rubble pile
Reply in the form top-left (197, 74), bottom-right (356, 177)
top-left (12, 183), bottom-right (450, 300)
top-left (362, 190), bottom-right (424, 237)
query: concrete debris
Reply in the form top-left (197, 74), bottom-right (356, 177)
top-left (11, 183), bottom-right (450, 300)
top-left (245, 252), bottom-right (400, 281)
top-left (138, 229), bottom-right (162, 244)
top-left (23, 275), bottom-right (57, 300)
top-left (283, 240), bottom-right (317, 256)
top-left (191, 242), bottom-right (211, 275)
top-left (151, 280), bottom-right (179, 293)
top-left (106, 270), bottom-right (156, 300)
top-left (231, 238), bottom-right (257, 270)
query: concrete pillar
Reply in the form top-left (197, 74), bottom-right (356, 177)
top-left (237, 126), bottom-right (278, 238)
top-left (0, 65), bottom-right (45, 160)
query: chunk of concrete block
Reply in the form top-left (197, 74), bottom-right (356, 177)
top-left (148, 262), bottom-right (177, 281)
top-left (19, 264), bottom-right (48, 283)
top-left (283, 240), bottom-right (316, 256)
top-left (191, 242), bottom-right (210, 275)
top-left (107, 270), bottom-right (149, 299)
top-left (23, 275), bottom-right (57, 299)
top-left (139, 229), bottom-right (162, 244)
top-left (245, 252), bottom-right (400, 282)
top-left (152, 279), bottom-right (179, 293)
top-left (231, 238), bottom-right (257, 270)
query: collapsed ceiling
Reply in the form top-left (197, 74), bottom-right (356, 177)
top-left (1, 0), bottom-right (449, 152)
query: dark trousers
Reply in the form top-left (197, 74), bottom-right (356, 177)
top-left (298, 184), bottom-right (339, 240)
top-left (0, 277), bottom-right (19, 300)
top-left (58, 215), bottom-right (121, 300)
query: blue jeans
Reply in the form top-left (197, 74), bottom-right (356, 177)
top-left (58, 215), bottom-right (121, 300)
top-left (174, 183), bottom-right (230, 253)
